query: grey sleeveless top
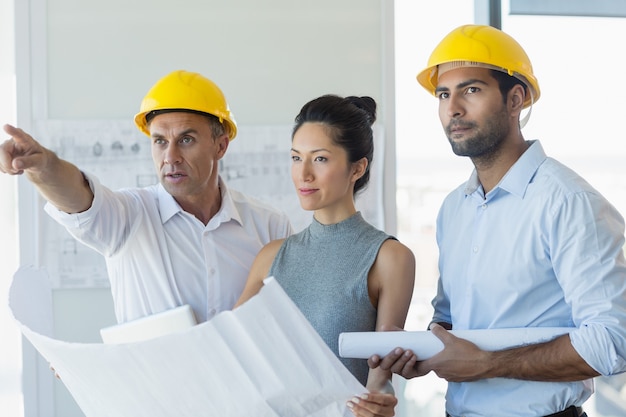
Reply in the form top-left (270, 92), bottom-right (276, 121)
top-left (269, 212), bottom-right (393, 385)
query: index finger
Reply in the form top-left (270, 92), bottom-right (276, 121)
top-left (4, 124), bottom-right (18, 136)
top-left (3, 124), bottom-right (33, 145)
top-left (1, 124), bottom-right (39, 174)
top-left (0, 136), bottom-right (17, 175)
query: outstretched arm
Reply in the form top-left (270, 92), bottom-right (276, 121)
top-left (1, 124), bottom-right (93, 213)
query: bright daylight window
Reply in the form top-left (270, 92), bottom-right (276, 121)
top-left (394, 1), bottom-right (626, 416)
top-left (0, 93), bottom-right (20, 413)
top-left (0, 0), bottom-right (20, 414)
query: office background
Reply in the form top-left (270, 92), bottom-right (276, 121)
top-left (2, 1), bottom-right (626, 416)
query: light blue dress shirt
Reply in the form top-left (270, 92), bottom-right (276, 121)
top-left (432, 140), bottom-right (626, 417)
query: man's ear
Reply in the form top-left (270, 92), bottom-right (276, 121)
top-left (510, 84), bottom-right (526, 113)
top-left (215, 134), bottom-right (230, 159)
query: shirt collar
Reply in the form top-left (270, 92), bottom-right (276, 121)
top-left (157, 184), bottom-right (182, 223)
top-left (157, 177), bottom-right (244, 227)
top-left (211, 178), bottom-right (244, 228)
top-left (464, 140), bottom-right (547, 199)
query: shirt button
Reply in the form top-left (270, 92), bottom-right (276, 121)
top-left (481, 203), bottom-right (487, 210)
top-left (473, 246), bottom-right (479, 253)
top-left (208, 308), bottom-right (216, 317)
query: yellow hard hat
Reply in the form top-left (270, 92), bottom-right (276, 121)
top-left (134, 70), bottom-right (238, 140)
top-left (417, 24), bottom-right (540, 108)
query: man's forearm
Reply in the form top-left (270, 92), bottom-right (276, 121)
top-left (486, 334), bottom-right (600, 381)
top-left (26, 151), bottom-right (94, 214)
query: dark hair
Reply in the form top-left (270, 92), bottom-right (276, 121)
top-left (292, 94), bottom-right (377, 195)
top-left (145, 109), bottom-right (226, 139)
top-left (489, 70), bottom-right (527, 105)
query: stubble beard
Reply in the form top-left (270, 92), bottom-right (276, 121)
top-left (445, 108), bottom-right (509, 164)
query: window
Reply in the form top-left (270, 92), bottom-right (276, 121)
top-left (1, 1), bottom-right (20, 415)
top-left (0, 18), bottom-right (21, 417)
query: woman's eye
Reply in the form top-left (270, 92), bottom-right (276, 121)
top-left (291, 155), bottom-right (300, 162)
top-left (314, 156), bottom-right (327, 162)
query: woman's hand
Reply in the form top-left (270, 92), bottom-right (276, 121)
top-left (346, 391), bottom-right (397, 417)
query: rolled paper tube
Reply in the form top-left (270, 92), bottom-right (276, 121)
top-left (338, 327), bottom-right (574, 359)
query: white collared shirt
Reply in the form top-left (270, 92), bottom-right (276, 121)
top-left (45, 174), bottom-right (293, 323)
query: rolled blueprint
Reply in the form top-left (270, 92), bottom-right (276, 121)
top-left (339, 327), bottom-right (574, 360)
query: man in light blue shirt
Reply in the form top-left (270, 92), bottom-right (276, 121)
top-left (369, 25), bottom-right (626, 417)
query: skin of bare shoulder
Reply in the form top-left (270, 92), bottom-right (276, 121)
top-left (234, 238), bottom-right (286, 308)
top-left (367, 239), bottom-right (416, 313)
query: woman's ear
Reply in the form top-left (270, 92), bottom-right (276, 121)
top-left (351, 157), bottom-right (368, 181)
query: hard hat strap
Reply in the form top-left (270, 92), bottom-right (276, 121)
top-left (519, 90), bottom-right (533, 129)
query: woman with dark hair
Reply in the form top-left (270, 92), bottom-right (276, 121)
top-left (236, 95), bottom-right (415, 417)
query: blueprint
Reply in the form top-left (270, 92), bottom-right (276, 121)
top-left (10, 267), bottom-right (366, 417)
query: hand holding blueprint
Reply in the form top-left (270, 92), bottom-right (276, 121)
top-left (10, 267), bottom-right (365, 417)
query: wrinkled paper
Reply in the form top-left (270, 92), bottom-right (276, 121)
top-left (10, 266), bottom-right (365, 417)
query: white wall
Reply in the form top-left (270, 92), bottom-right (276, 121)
top-left (45, 0), bottom-right (384, 123)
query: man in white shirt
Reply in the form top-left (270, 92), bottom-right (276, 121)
top-left (1, 70), bottom-right (293, 323)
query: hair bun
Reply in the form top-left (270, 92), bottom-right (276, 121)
top-left (346, 96), bottom-right (377, 125)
